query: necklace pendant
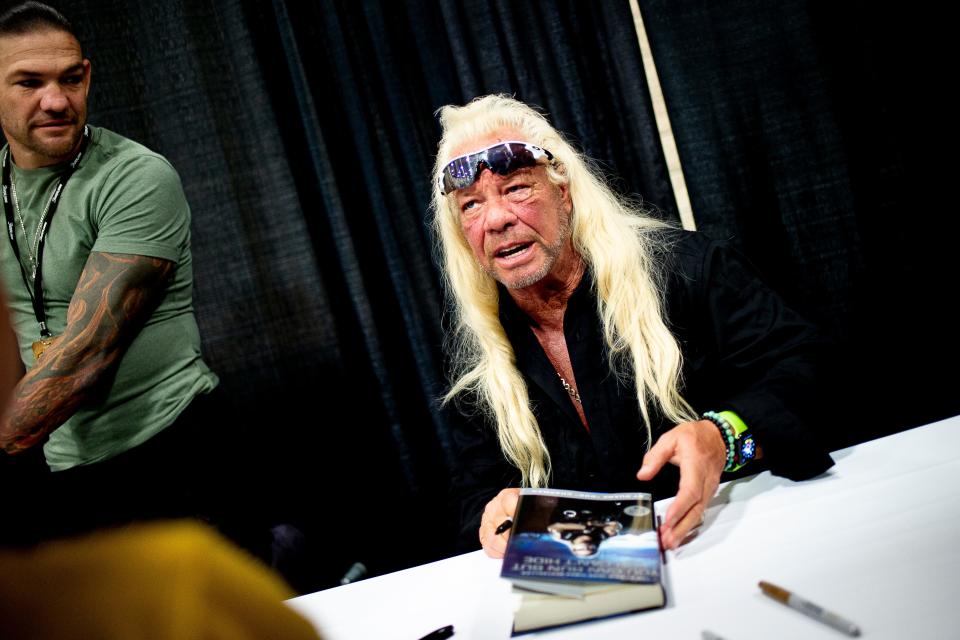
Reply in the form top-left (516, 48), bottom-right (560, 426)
top-left (32, 335), bottom-right (57, 360)
top-left (30, 265), bottom-right (36, 281)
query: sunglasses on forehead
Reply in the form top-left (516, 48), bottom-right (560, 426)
top-left (438, 141), bottom-right (554, 195)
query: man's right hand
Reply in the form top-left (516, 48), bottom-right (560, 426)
top-left (478, 488), bottom-right (520, 558)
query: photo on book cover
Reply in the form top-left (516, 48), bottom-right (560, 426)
top-left (501, 489), bottom-right (660, 584)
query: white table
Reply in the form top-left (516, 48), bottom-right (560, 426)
top-left (288, 415), bottom-right (960, 639)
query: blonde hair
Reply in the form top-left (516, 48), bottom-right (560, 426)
top-left (431, 95), bottom-right (696, 487)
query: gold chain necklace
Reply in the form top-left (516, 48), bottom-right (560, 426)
top-left (557, 372), bottom-right (582, 404)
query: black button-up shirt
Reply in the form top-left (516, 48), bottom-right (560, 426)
top-left (448, 231), bottom-right (834, 550)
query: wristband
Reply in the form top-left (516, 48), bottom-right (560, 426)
top-left (718, 410), bottom-right (756, 472)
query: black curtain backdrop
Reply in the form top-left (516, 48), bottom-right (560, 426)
top-left (637, 0), bottom-right (958, 443)
top-left (12, 0), bottom-right (955, 589)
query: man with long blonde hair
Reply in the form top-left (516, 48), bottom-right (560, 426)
top-left (432, 95), bottom-right (833, 557)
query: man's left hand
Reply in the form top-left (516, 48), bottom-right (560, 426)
top-left (636, 419), bottom-right (727, 549)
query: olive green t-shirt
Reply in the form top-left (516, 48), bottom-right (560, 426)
top-left (0, 127), bottom-right (218, 471)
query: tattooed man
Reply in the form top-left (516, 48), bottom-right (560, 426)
top-left (0, 3), bottom-right (220, 540)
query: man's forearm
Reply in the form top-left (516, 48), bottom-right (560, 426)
top-left (0, 252), bottom-right (173, 454)
top-left (0, 363), bottom-right (91, 453)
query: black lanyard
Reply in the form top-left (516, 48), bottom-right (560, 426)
top-left (1, 125), bottom-right (91, 338)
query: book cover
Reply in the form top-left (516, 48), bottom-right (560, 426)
top-left (500, 488), bottom-right (664, 633)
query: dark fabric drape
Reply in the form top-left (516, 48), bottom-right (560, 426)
top-left (638, 0), bottom-right (959, 444)
top-left (10, 0), bottom-right (954, 587)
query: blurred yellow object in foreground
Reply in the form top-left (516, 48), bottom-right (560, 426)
top-left (0, 520), bottom-right (322, 639)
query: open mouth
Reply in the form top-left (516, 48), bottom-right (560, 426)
top-left (495, 242), bottom-right (533, 259)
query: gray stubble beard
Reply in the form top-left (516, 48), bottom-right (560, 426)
top-left (485, 211), bottom-right (572, 290)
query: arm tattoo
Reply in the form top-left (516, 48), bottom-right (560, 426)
top-left (0, 252), bottom-right (174, 454)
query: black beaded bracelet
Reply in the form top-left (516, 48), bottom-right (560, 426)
top-left (702, 411), bottom-right (736, 471)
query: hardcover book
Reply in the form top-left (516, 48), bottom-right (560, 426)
top-left (500, 488), bottom-right (665, 633)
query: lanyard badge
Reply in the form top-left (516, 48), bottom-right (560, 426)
top-left (1, 126), bottom-right (91, 361)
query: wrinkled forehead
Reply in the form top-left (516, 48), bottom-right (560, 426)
top-left (0, 29), bottom-right (83, 72)
top-left (447, 128), bottom-right (525, 162)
